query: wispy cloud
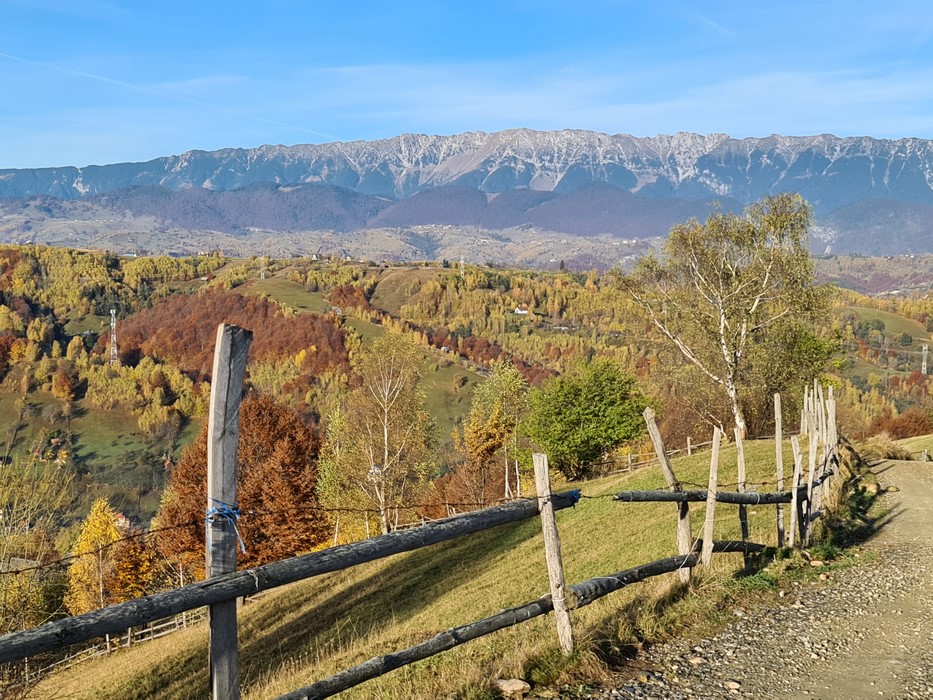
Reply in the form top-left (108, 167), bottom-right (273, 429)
top-left (0, 51), bottom-right (339, 140)
top-left (691, 13), bottom-right (736, 40)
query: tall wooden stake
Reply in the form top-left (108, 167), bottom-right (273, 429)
top-left (774, 393), bottom-right (785, 547)
top-left (806, 409), bottom-right (818, 547)
top-left (532, 454), bottom-right (574, 655)
top-left (789, 436), bottom-right (803, 548)
top-left (734, 427), bottom-right (750, 571)
top-left (701, 428), bottom-right (721, 566)
top-left (644, 408), bottom-right (693, 583)
top-left (207, 324), bottom-right (252, 700)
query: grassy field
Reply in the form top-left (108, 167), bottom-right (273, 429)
top-left (840, 305), bottom-right (930, 349)
top-left (38, 438), bottom-right (822, 699)
top-left (0, 389), bottom-right (193, 522)
top-left (896, 433), bottom-right (933, 458)
top-left (245, 277), bottom-right (328, 313)
top-left (370, 267), bottom-right (444, 316)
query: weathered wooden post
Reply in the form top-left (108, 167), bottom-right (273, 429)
top-left (532, 453), bottom-right (574, 655)
top-left (734, 427), bottom-right (750, 570)
top-left (206, 323), bottom-right (252, 700)
top-left (686, 436), bottom-right (692, 456)
top-left (805, 406), bottom-right (819, 547)
top-left (701, 428), bottom-right (721, 567)
top-left (800, 385), bottom-right (809, 435)
top-left (789, 436), bottom-right (803, 548)
top-left (644, 408), bottom-right (693, 583)
top-left (774, 393), bottom-right (785, 547)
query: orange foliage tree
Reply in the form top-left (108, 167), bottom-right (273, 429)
top-left (156, 395), bottom-right (330, 574)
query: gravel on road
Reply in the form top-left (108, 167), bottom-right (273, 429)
top-left (578, 459), bottom-right (933, 700)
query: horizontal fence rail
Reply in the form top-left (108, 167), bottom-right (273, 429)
top-left (0, 493), bottom-right (579, 665)
top-left (277, 540), bottom-right (765, 700)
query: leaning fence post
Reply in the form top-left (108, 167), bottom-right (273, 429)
top-left (734, 427), bottom-right (750, 571)
top-left (701, 428), bottom-right (721, 567)
top-left (774, 393), bottom-right (785, 548)
top-left (643, 408), bottom-right (693, 583)
top-left (206, 323), bottom-right (252, 700)
top-left (532, 454), bottom-right (574, 655)
top-left (789, 436), bottom-right (803, 548)
top-left (805, 407), bottom-right (819, 547)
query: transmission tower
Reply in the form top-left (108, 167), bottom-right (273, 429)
top-left (460, 255), bottom-right (465, 280)
top-left (109, 309), bottom-right (118, 367)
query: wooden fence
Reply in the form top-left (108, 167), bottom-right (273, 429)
top-left (0, 324), bottom-right (846, 699)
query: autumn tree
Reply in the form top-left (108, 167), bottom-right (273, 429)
top-left (106, 533), bottom-right (158, 603)
top-left (324, 331), bottom-right (433, 535)
top-left (523, 359), bottom-right (646, 479)
top-left (618, 194), bottom-right (835, 437)
top-left (461, 359), bottom-right (528, 502)
top-left (156, 394), bottom-right (330, 574)
top-left (65, 498), bottom-right (121, 615)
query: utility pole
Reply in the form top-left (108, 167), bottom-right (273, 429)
top-left (923, 343), bottom-right (929, 374)
top-left (109, 309), bottom-right (118, 367)
top-left (460, 255), bottom-right (465, 280)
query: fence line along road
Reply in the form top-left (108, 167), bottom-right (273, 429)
top-left (0, 493), bottom-right (580, 665)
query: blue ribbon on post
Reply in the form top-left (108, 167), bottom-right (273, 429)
top-left (206, 498), bottom-right (247, 554)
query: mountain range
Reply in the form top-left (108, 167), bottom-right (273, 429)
top-left (4, 129), bottom-right (933, 255)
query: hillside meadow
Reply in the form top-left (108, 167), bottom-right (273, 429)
top-left (35, 439), bottom-right (817, 699)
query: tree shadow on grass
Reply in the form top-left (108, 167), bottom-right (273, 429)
top-left (119, 517), bottom-right (543, 698)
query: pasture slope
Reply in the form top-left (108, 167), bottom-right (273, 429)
top-left (36, 440), bottom-right (802, 699)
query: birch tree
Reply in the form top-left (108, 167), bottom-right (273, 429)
top-left (618, 193), bottom-right (833, 436)
top-left (328, 331), bottom-right (433, 535)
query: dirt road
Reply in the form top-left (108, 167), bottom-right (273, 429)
top-left (592, 459), bottom-right (933, 699)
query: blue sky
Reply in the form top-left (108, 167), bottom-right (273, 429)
top-left (2, 0), bottom-right (933, 168)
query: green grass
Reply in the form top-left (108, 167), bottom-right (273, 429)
top-left (62, 311), bottom-right (110, 337)
top-left (841, 304), bottom-right (930, 348)
top-left (0, 389), bottom-right (196, 523)
top-left (38, 438), bottom-right (813, 699)
top-left (245, 277), bottom-right (329, 313)
top-left (895, 433), bottom-right (933, 459)
top-left (370, 267), bottom-right (444, 316)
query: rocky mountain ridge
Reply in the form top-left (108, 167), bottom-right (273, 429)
top-left (4, 129), bottom-right (933, 255)
top-left (5, 129), bottom-right (933, 212)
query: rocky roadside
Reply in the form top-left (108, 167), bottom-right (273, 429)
top-left (570, 460), bottom-right (933, 700)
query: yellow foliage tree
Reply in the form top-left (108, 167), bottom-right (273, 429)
top-left (64, 498), bottom-right (121, 615)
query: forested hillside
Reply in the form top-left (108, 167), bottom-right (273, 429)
top-left (4, 227), bottom-right (933, 689)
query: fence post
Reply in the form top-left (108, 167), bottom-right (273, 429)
top-left (734, 427), bottom-right (750, 571)
top-left (532, 454), bottom-right (574, 655)
top-left (643, 408), bottom-right (692, 583)
top-left (701, 428), bottom-right (721, 567)
top-left (687, 437), bottom-right (692, 456)
top-left (805, 402), bottom-right (818, 547)
top-left (206, 323), bottom-right (252, 700)
top-left (774, 393), bottom-right (785, 548)
top-left (789, 436), bottom-right (803, 548)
